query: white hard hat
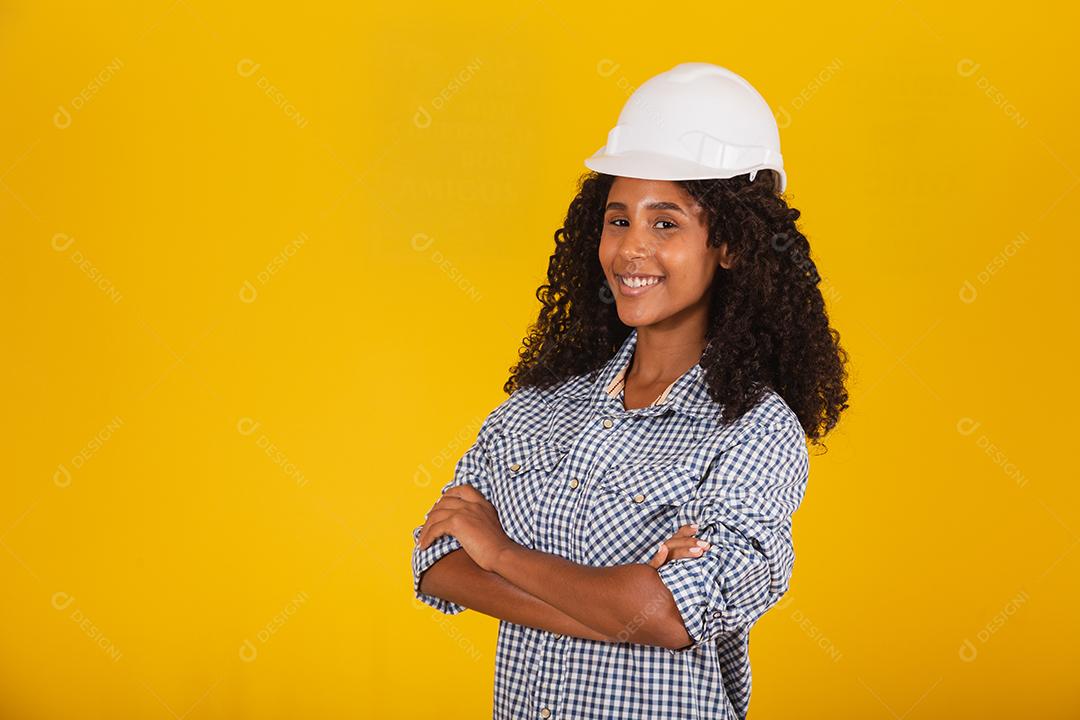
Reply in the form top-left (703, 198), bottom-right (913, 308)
top-left (585, 62), bottom-right (787, 193)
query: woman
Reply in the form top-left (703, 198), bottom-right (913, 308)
top-left (413, 63), bottom-right (849, 720)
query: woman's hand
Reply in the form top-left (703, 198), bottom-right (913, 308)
top-left (415, 484), bottom-right (515, 572)
top-left (646, 523), bottom-right (711, 569)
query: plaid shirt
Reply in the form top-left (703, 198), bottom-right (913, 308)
top-left (412, 328), bottom-right (810, 720)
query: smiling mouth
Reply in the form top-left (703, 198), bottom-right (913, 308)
top-left (616, 273), bottom-right (665, 295)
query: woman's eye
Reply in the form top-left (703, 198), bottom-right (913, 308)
top-left (607, 218), bottom-right (678, 229)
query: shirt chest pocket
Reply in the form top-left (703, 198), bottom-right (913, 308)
top-left (488, 433), bottom-right (569, 547)
top-left (584, 463), bottom-right (701, 566)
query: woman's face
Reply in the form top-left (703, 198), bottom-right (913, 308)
top-left (599, 176), bottom-right (732, 329)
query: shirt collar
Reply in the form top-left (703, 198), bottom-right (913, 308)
top-left (549, 327), bottom-right (720, 420)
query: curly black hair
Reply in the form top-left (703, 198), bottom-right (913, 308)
top-left (503, 169), bottom-right (849, 447)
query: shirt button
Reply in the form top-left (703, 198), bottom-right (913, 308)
top-left (509, 462), bottom-right (521, 472)
top-left (569, 478), bottom-right (579, 489)
top-left (602, 418), bottom-right (613, 428)
top-left (713, 611), bottom-right (722, 618)
top-left (750, 538), bottom-right (762, 551)
top-left (632, 493), bottom-right (645, 503)
top-left (540, 708), bottom-right (551, 718)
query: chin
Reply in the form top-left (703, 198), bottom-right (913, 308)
top-left (616, 309), bottom-right (665, 327)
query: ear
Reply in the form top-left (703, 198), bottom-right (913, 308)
top-left (718, 242), bottom-right (736, 270)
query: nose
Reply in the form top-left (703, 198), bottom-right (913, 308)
top-left (619, 221), bottom-right (656, 269)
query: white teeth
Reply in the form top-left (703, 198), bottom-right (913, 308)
top-left (620, 275), bottom-right (662, 288)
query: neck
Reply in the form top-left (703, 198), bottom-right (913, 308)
top-left (628, 320), bottom-right (708, 386)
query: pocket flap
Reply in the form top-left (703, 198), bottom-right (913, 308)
top-left (493, 433), bottom-right (567, 476)
top-left (598, 463), bottom-right (700, 507)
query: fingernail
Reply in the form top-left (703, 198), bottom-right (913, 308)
top-left (696, 540), bottom-right (709, 548)
top-left (690, 546), bottom-right (702, 554)
top-left (690, 523), bottom-right (699, 529)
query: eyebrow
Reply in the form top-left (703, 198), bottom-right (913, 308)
top-left (605, 201), bottom-right (688, 217)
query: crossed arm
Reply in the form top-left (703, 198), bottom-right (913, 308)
top-left (418, 540), bottom-right (693, 649)
top-left (413, 482), bottom-right (696, 650)
top-left (417, 547), bottom-right (666, 644)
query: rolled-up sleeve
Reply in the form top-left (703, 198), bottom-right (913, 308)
top-left (411, 403), bottom-right (505, 615)
top-left (656, 419), bottom-right (810, 652)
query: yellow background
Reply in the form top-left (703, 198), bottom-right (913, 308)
top-left (3, 1), bottom-right (1077, 718)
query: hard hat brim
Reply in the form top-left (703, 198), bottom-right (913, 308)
top-left (584, 149), bottom-right (786, 193)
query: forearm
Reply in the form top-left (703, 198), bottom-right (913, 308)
top-left (492, 543), bottom-right (691, 649)
top-left (419, 549), bottom-right (616, 642)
